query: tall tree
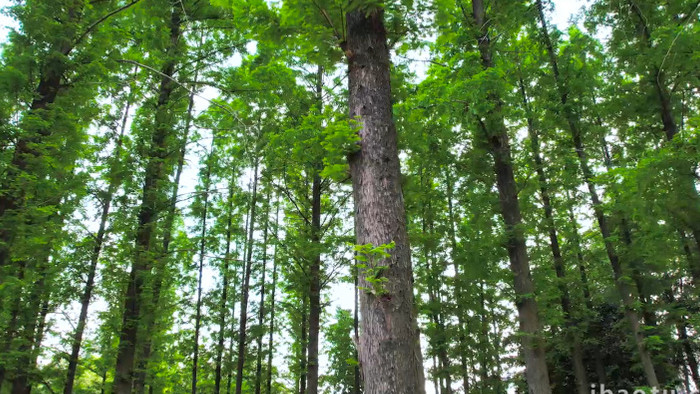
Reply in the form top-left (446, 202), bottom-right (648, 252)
top-left (345, 6), bottom-right (426, 393)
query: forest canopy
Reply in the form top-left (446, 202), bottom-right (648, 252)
top-left (0, 0), bottom-right (698, 393)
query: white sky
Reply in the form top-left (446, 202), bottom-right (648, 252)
top-left (0, 1), bottom-right (588, 393)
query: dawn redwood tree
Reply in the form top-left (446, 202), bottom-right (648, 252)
top-left (113, 3), bottom-right (185, 391)
top-left (345, 6), bottom-right (426, 393)
top-left (516, 72), bottom-right (588, 394)
top-left (465, 1), bottom-right (552, 392)
top-left (534, 0), bottom-right (660, 387)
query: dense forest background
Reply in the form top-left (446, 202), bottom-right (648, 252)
top-left (0, 0), bottom-right (699, 393)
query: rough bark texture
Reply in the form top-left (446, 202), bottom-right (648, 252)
top-left (346, 8), bottom-right (426, 394)
top-left (469, 1), bottom-right (552, 392)
top-left (113, 6), bottom-right (182, 392)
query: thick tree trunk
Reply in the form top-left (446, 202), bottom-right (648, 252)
top-left (345, 7), bottom-right (426, 393)
top-left (192, 145), bottom-right (215, 394)
top-left (534, 0), bottom-right (659, 387)
top-left (235, 160), bottom-right (260, 394)
top-left (215, 179), bottom-right (236, 394)
top-left (469, 1), bottom-right (551, 392)
top-left (64, 96), bottom-right (132, 394)
top-left (113, 6), bottom-right (182, 393)
top-left (518, 77), bottom-right (589, 394)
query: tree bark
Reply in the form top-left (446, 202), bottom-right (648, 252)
top-left (468, 1), bottom-right (552, 392)
top-left (345, 7), bottom-right (426, 393)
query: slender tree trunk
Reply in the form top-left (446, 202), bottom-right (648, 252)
top-left (468, 2), bottom-right (552, 392)
top-left (566, 198), bottom-right (607, 385)
top-left (478, 280), bottom-right (490, 389)
top-left (192, 144), bottom-right (215, 394)
top-left (113, 6), bottom-right (182, 392)
top-left (534, 0), bottom-right (659, 387)
top-left (216, 178), bottom-right (236, 394)
top-left (678, 321), bottom-right (700, 390)
top-left (132, 65), bottom-right (198, 394)
top-left (419, 173), bottom-right (452, 394)
top-left (353, 253), bottom-right (361, 394)
top-left (266, 199), bottom-right (280, 394)
top-left (235, 160), bottom-right (260, 394)
top-left (64, 85), bottom-right (134, 394)
top-left (10, 260), bottom-right (50, 393)
top-left (254, 193), bottom-right (271, 394)
top-left (518, 76), bottom-right (589, 394)
top-left (306, 172), bottom-right (322, 394)
top-left (306, 64), bottom-right (324, 394)
top-left (227, 216), bottom-right (247, 394)
top-left (445, 171), bottom-right (471, 393)
top-left (628, 1), bottom-right (700, 276)
top-left (226, 280), bottom-right (238, 394)
top-left (299, 295), bottom-right (308, 394)
top-left (345, 7), bottom-right (426, 393)
top-left (0, 6), bottom-right (79, 276)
